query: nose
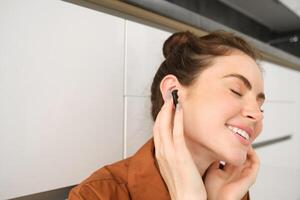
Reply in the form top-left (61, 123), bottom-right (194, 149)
top-left (242, 103), bottom-right (264, 122)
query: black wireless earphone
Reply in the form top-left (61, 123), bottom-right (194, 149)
top-left (171, 89), bottom-right (178, 108)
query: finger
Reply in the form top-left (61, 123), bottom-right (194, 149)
top-left (218, 161), bottom-right (242, 180)
top-left (157, 90), bottom-right (175, 149)
top-left (237, 146), bottom-right (260, 182)
top-left (153, 99), bottom-right (168, 156)
top-left (153, 109), bottom-right (161, 149)
top-left (246, 146), bottom-right (260, 175)
top-left (210, 161), bottom-right (222, 170)
top-left (172, 102), bottom-right (185, 148)
top-left (153, 123), bottom-right (161, 153)
top-left (206, 161), bottom-right (227, 178)
top-left (248, 146), bottom-right (260, 165)
top-left (223, 162), bottom-right (240, 173)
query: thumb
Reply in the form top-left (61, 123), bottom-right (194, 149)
top-left (207, 161), bottom-right (222, 173)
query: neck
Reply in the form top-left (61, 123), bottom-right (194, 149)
top-left (185, 136), bottom-right (218, 177)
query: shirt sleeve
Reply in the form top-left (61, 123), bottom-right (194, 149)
top-left (68, 189), bottom-right (83, 200)
top-left (68, 184), bottom-right (101, 200)
top-left (68, 180), bottom-right (130, 200)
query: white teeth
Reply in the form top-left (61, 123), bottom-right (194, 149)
top-left (227, 125), bottom-right (250, 140)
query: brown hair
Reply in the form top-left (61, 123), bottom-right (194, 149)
top-left (150, 30), bottom-right (260, 120)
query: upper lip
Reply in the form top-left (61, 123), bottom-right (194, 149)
top-left (226, 123), bottom-right (254, 138)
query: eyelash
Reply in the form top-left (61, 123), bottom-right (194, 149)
top-left (230, 89), bottom-right (264, 113)
top-left (230, 89), bottom-right (242, 97)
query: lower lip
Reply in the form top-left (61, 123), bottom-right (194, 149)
top-left (233, 132), bottom-right (251, 146)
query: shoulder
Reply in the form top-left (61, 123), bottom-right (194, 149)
top-left (68, 158), bottom-right (131, 200)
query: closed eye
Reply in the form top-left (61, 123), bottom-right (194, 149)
top-left (230, 89), bottom-right (265, 113)
top-left (230, 89), bottom-right (242, 97)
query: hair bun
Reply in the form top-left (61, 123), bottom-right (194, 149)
top-left (163, 31), bottom-right (193, 59)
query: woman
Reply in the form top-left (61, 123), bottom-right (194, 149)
top-left (69, 31), bottom-right (264, 200)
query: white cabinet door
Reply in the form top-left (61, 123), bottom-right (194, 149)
top-left (255, 61), bottom-right (298, 142)
top-left (125, 20), bottom-right (171, 156)
top-left (0, 1), bottom-right (125, 199)
top-left (251, 61), bottom-right (300, 199)
top-left (125, 20), bottom-right (172, 97)
top-left (125, 96), bottom-right (153, 157)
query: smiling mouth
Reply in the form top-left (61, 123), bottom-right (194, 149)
top-left (226, 125), bottom-right (250, 140)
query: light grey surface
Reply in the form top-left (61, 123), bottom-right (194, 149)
top-left (125, 0), bottom-right (300, 70)
top-left (279, 0), bottom-right (300, 18)
top-left (220, 0), bottom-right (300, 32)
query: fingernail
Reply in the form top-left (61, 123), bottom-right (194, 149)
top-left (219, 161), bottom-right (225, 170)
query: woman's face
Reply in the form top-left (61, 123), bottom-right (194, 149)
top-left (181, 51), bottom-right (265, 166)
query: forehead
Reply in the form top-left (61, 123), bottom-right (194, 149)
top-left (198, 52), bottom-right (264, 90)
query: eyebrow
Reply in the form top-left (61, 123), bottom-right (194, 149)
top-left (223, 73), bottom-right (266, 101)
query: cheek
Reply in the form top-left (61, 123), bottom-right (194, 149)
top-left (254, 121), bottom-right (263, 140)
top-left (182, 93), bottom-right (241, 136)
top-left (208, 93), bottom-right (242, 119)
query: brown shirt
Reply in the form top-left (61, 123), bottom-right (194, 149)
top-left (69, 139), bottom-right (250, 200)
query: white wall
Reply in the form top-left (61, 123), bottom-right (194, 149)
top-left (0, 1), bottom-right (125, 199)
top-left (1, 1), bottom-right (300, 199)
top-left (251, 62), bottom-right (300, 200)
top-left (125, 20), bottom-right (171, 156)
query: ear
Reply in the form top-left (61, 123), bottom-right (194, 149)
top-left (160, 74), bottom-right (182, 101)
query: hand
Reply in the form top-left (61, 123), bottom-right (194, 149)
top-left (204, 146), bottom-right (260, 200)
top-left (153, 91), bottom-right (207, 200)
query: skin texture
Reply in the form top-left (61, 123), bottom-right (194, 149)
top-left (153, 51), bottom-right (263, 200)
top-left (153, 94), bottom-right (207, 200)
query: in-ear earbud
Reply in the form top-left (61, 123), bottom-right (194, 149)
top-left (171, 89), bottom-right (178, 108)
